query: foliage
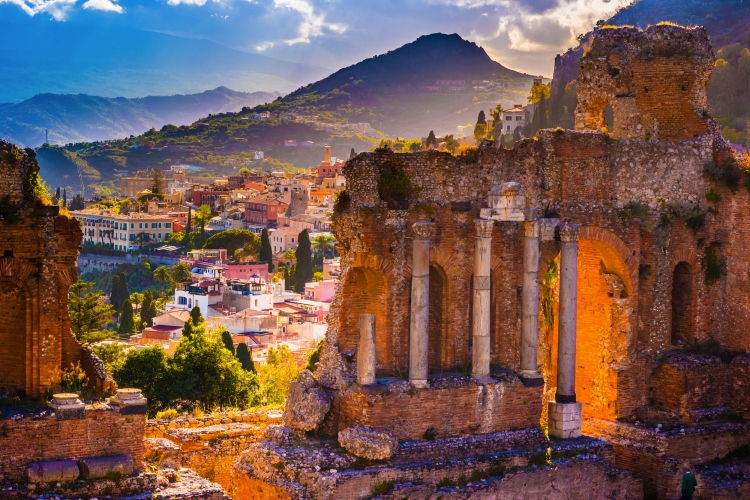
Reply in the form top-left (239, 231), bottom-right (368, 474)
top-left (118, 300), bottom-right (135, 335)
top-left (701, 242), bottom-right (726, 286)
top-left (372, 481), bottom-right (395, 495)
top-left (221, 330), bottom-right (235, 355)
top-left (69, 280), bottom-right (115, 344)
top-left (425, 130), bottom-right (437, 148)
top-left (260, 228), bottom-right (273, 272)
top-left (377, 158), bottom-right (421, 208)
top-left (333, 190), bottom-right (350, 214)
top-left (306, 339), bottom-right (324, 372)
top-left (140, 289), bottom-right (157, 327)
top-left (155, 409), bottom-right (179, 419)
top-left (153, 266), bottom-right (172, 294)
top-left (171, 262), bottom-right (192, 284)
top-left (204, 230), bottom-right (261, 259)
top-left (193, 204), bottom-right (214, 237)
top-left (668, 202), bottom-right (706, 233)
top-left (540, 261), bottom-right (558, 334)
top-left (295, 230), bottom-right (313, 293)
top-left (190, 305), bottom-right (204, 325)
top-left (257, 345), bottom-right (299, 406)
top-left (236, 342), bottom-right (256, 373)
top-left (137, 192), bottom-right (164, 204)
top-left (313, 271), bottom-right (324, 282)
top-left (705, 188), bottom-right (721, 203)
top-left (61, 362), bottom-right (89, 394)
top-left (109, 272), bottom-right (130, 314)
top-left (528, 82), bottom-right (551, 104)
top-left (619, 201), bottom-right (654, 231)
top-left (473, 123), bottom-right (487, 143)
top-left (113, 345), bottom-right (171, 416)
top-left (23, 169), bottom-right (50, 205)
top-left (703, 160), bottom-right (741, 192)
top-left (457, 145), bottom-right (478, 163)
top-left (151, 168), bottom-right (165, 194)
top-left (92, 343), bottom-right (127, 374)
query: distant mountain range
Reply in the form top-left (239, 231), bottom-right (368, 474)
top-left (0, 87), bottom-right (280, 148)
top-left (0, 20), bottom-right (328, 104)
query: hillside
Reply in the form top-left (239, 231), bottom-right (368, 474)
top-left (549, 0), bottom-right (750, 136)
top-left (0, 19), bottom-right (328, 104)
top-left (0, 88), bottom-right (280, 148)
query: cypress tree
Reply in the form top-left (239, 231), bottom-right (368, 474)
top-left (182, 319), bottom-right (195, 339)
top-left (426, 130), bottom-right (436, 148)
top-left (476, 110), bottom-right (486, 125)
top-left (236, 342), bottom-right (256, 372)
top-left (119, 300), bottom-right (135, 335)
top-left (260, 229), bottom-right (273, 272)
top-left (538, 93), bottom-right (548, 131)
top-left (349, 148), bottom-right (356, 159)
top-left (141, 289), bottom-right (157, 327)
top-left (118, 272), bottom-right (130, 313)
top-left (289, 264), bottom-right (297, 292)
top-left (190, 305), bottom-right (203, 325)
top-left (295, 230), bottom-right (312, 293)
top-left (110, 275), bottom-right (122, 314)
top-left (221, 330), bottom-right (235, 354)
top-left (62, 188), bottom-right (67, 207)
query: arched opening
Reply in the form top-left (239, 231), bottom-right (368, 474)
top-left (339, 267), bottom-right (390, 370)
top-left (603, 105), bottom-right (615, 133)
top-left (0, 282), bottom-right (26, 395)
top-left (428, 264), bottom-right (448, 373)
top-left (671, 262), bottom-right (693, 344)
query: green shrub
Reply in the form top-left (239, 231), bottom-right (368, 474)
top-left (437, 477), bottom-right (456, 487)
top-left (619, 201), bottom-right (653, 231)
top-left (705, 188), bottom-right (721, 203)
top-left (377, 158), bottom-right (421, 209)
top-left (701, 242), bottom-right (726, 286)
top-left (155, 409), bottom-right (179, 419)
top-left (372, 480), bottom-right (395, 495)
top-left (333, 190), bottom-right (350, 214)
top-left (704, 160), bottom-right (740, 193)
top-left (305, 339), bottom-right (323, 373)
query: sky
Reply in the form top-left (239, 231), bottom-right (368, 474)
top-left (1, 0), bottom-right (632, 76)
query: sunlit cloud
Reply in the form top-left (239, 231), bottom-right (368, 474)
top-left (273, 0), bottom-right (346, 45)
top-left (256, 41), bottom-right (275, 51)
top-left (0, 0), bottom-right (77, 19)
top-left (82, 0), bottom-right (122, 13)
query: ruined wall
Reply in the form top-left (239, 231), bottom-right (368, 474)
top-left (0, 405), bottom-right (145, 483)
top-left (0, 141), bottom-right (83, 397)
top-left (575, 25), bottom-right (713, 142)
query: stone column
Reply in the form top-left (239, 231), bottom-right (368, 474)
top-left (472, 219), bottom-right (494, 380)
top-left (358, 314), bottom-right (376, 386)
top-left (409, 222), bottom-right (433, 387)
top-left (549, 222), bottom-right (582, 439)
top-left (519, 208), bottom-right (544, 387)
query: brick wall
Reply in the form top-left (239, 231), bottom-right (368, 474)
top-left (0, 406), bottom-right (145, 483)
top-left (329, 377), bottom-right (542, 441)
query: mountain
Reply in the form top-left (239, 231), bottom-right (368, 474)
top-left (0, 87), bottom-right (280, 148)
top-left (0, 20), bottom-right (329, 104)
top-left (549, 0), bottom-right (750, 134)
top-left (267, 33), bottom-right (536, 138)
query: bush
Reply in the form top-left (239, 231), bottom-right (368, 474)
top-left (703, 160), bottom-right (740, 193)
top-left (155, 409), bottom-right (179, 419)
top-left (61, 362), bottom-right (89, 394)
top-left (619, 201), bottom-right (653, 231)
top-left (333, 190), bottom-right (350, 214)
top-left (305, 339), bottom-right (323, 372)
top-left (372, 480), bottom-right (395, 495)
top-left (701, 242), bottom-right (726, 286)
top-left (257, 345), bottom-right (299, 406)
top-left (377, 158), bottom-right (421, 209)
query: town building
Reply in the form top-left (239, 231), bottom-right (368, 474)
top-left (244, 196), bottom-right (288, 228)
top-left (316, 146), bottom-right (345, 178)
top-left (269, 227), bottom-right (303, 253)
top-left (71, 210), bottom-right (174, 251)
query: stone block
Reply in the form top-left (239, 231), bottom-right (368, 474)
top-left (282, 371), bottom-right (331, 432)
top-left (78, 454), bottom-right (133, 480)
top-left (49, 393), bottom-right (86, 421)
top-left (27, 460), bottom-right (79, 483)
top-left (548, 401), bottom-right (582, 439)
top-left (109, 388), bottom-right (148, 415)
top-left (144, 438), bottom-right (181, 469)
top-left (338, 426), bottom-right (399, 460)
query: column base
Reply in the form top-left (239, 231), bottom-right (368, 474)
top-left (518, 370), bottom-right (544, 387)
top-left (409, 379), bottom-right (429, 389)
top-left (548, 401), bottom-right (582, 439)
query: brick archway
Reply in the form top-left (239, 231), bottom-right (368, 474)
top-left (0, 271), bottom-right (34, 396)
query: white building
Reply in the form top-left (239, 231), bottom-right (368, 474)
top-left (172, 280), bottom-right (223, 318)
top-left (270, 227), bottom-right (303, 253)
top-left (499, 104), bottom-right (535, 135)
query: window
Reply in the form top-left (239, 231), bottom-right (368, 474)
top-left (165, 223), bottom-right (171, 228)
top-left (130, 234), bottom-right (135, 241)
top-left (506, 116), bottom-right (512, 121)
top-left (131, 223), bottom-right (134, 229)
top-left (152, 223), bottom-right (157, 228)
top-left (139, 223), bottom-right (143, 228)
top-left (158, 233), bottom-right (162, 238)
top-left (516, 116), bottom-right (522, 121)
top-left (507, 126), bottom-right (511, 131)
top-left (178, 296), bottom-right (187, 305)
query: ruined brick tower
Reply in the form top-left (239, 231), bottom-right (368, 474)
top-left (0, 141), bottom-right (85, 397)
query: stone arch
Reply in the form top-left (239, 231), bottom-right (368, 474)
top-left (0, 277), bottom-right (31, 395)
top-left (428, 263), bottom-right (449, 373)
top-left (671, 261), bottom-right (694, 344)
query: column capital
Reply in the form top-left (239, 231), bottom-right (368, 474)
top-left (524, 220), bottom-right (540, 238)
top-left (412, 222), bottom-right (434, 240)
top-left (559, 223), bottom-right (581, 243)
top-left (474, 219), bottom-right (494, 238)
top-left (524, 207), bottom-right (540, 222)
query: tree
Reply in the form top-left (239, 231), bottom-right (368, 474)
top-left (151, 168), bottom-right (165, 194)
top-left (441, 134), bottom-right (460, 153)
top-left (204, 230), bottom-right (261, 258)
top-left (489, 104), bottom-right (505, 122)
top-left (260, 228), bottom-right (273, 272)
top-left (153, 266), bottom-right (172, 295)
top-left (283, 248), bottom-right (296, 260)
top-left (221, 330), bottom-right (235, 354)
top-left (350, 148), bottom-right (356, 159)
top-left (305, 339), bottom-right (323, 372)
top-left (476, 110), bottom-right (486, 125)
top-left (194, 204), bottom-right (213, 238)
top-left (236, 342), bottom-right (256, 373)
top-left (295, 230), bottom-right (312, 293)
top-left (130, 292), bottom-right (144, 313)
top-left (283, 265), bottom-right (291, 290)
top-left (474, 124), bottom-right (487, 143)
top-left (313, 271), bottom-right (324, 282)
top-left (141, 289), bottom-right (157, 327)
top-left (119, 300), bottom-right (135, 335)
top-left (69, 280), bottom-right (115, 343)
top-left (426, 130), bottom-right (437, 148)
top-left (182, 319), bottom-right (195, 339)
top-left (62, 188), bottom-right (67, 208)
top-left (171, 262), bottom-right (192, 284)
top-left (110, 275), bottom-right (122, 314)
top-left (186, 206), bottom-right (192, 234)
top-left (113, 346), bottom-right (170, 416)
top-left (257, 345), bottom-right (299, 405)
top-left (190, 305), bottom-right (203, 325)
top-left (69, 194), bottom-right (85, 210)
top-left (311, 234), bottom-right (336, 260)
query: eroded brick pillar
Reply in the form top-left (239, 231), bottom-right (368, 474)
top-left (472, 219), bottom-right (494, 380)
top-left (549, 222), bottom-right (582, 439)
top-left (409, 222), bottom-right (433, 388)
top-left (520, 208), bottom-right (544, 387)
top-left (357, 314), bottom-right (376, 385)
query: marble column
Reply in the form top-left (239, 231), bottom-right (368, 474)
top-left (409, 222), bottom-right (433, 387)
top-left (519, 208), bottom-right (544, 387)
top-left (549, 222), bottom-right (582, 439)
top-left (472, 219), bottom-right (494, 380)
top-left (357, 314), bottom-right (376, 386)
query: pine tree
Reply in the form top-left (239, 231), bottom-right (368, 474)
top-left (476, 110), bottom-right (486, 125)
top-left (119, 300), bottom-right (135, 335)
top-left (151, 168), bottom-right (165, 194)
top-left (221, 330), bottom-right (235, 354)
top-left (186, 206), bottom-right (192, 234)
top-left (236, 342), bottom-right (256, 372)
top-left (349, 148), bottom-right (356, 159)
top-left (260, 229), bottom-right (273, 272)
top-left (141, 289), bottom-right (157, 327)
top-left (295, 230), bottom-right (312, 293)
top-left (190, 305), bottom-right (203, 325)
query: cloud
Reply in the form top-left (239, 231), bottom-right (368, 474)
top-left (211, 12), bottom-right (228, 18)
top-left (82, 0), bottom-right (122, 13)
top-left (273, 0), bottom-right (346, 45)
top-left (256, 41), bottom-right (275, 51)
top-left (0, 0), bottom-right (77, 19)
top-left (167, 0), bottom-right (209, 6)
top-left (507, 16), bottom-right (572, 51)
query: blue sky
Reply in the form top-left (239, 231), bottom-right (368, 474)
top-left (1, 0), bottom-right (630, 76)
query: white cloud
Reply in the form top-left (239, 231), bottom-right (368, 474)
top-left (256, 41), bottom-right (275, 51)
top-left (0, 0), bottom-right (77, 19)
top-left (211, 12), bottom-right (228, 18)
top-left (82, 0), bottom-right (122, 13)
top-left (273, 0), bottom-right (346, 45)
top-left (167, 0), bottom-right (208, 6)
